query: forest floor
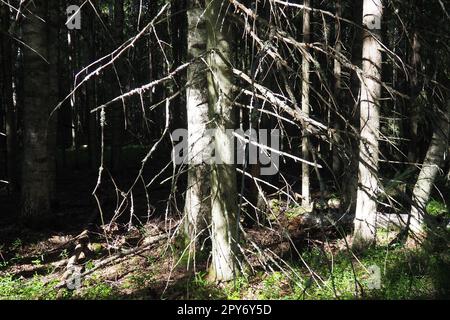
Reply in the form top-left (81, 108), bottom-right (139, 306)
top-left (0, 147), bottom-right (449, 300)
top-left (1, 202), bottom-right (449, 299)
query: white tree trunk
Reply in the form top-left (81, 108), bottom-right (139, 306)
top-left (353, 0), bottom-right (383, 248)
top-left (410, 103), bottom-right (450, 234)
top-left (183, 1), bottom-right (211, 260)
top-left (206, 0), bottom-right (239, 282)
top-left (301, 0), bottom-right (311, 208)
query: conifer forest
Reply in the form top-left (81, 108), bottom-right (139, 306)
top-left (0, 0), bottom-right (449, 300)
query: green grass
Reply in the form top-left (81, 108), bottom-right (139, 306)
top-left (77, 276), bottom-right (118, 299)
top-left (122, 271), bottom-right (155, 291)
top-left (180, 242), bottom-right (449, 300)
top-left (267, 199), bottom-right (310, 221)
top-left (0, 274), bottom-right (65, 300)
top-left (273, 244), bottom-right (449, 300)
top-left (169, 271), bottom-right (226, 299)
top-left (1, 236), bottom-right (448, 300)
top-left (426, 199), bottom-right (448, 217)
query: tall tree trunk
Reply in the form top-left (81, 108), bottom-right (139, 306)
top-left (87, 7), bottom-right (99, 171)
top-left (148, 0), bottom-right (166, 140)
top-left (183, 0), bottom-right (210, 263)
top-left (47, 0), bottom-right (59, 208)
top-left (301, 0), bottom-right (311, 208)
top-left (20, 1), bottom-right (52, 225)
top-left (353, 0), bottom-right (383, 248)
top-left (1, 4), bottom-right (17, 193)
top-left (343, 0), bottom-right (363, 214)
top-left (407, 29), bottom-right (421, 164)
top-left (332, 0), bottom-right (342, 176)
top-left (110, 0), bottom-right (125, 172)
top-left (67, 29), bottom-right (81, 169)
top-left (207, 0), bottom-right (240, 282)
top-left (409, 103), bottom-right (450, 235)
top-left (171, 0), bottom-right (187, 132)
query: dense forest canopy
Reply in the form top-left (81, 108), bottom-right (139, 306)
top-left (0, 0), bottom-right (449, 300)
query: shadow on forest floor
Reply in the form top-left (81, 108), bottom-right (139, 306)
top-left (0, 210), bottom-right (448, 300)
top-left (0, 146), bottom-right (449, 300)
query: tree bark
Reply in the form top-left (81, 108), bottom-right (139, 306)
top-left (207, 0), bottom-right (240, 282)
top-left (87, 5), bottom-right (99, 172)
top-left (407, 33), bottom-right (421, 163)
top-left (301, 0), bottom-right (311, 208)
top-left (148, 0), bottom-right (166, 140)
top-left (20, 1), bottom-right (52, 225)
top-left (47, 0), bottom-right (59, 208)
top-left (171, 0), bottom-right (187, 132)
top-left (332, 0), bottom-right (343, 176)
top-left (183, 0), bottom-right (211, 262)
top-left (343, 0), bottom-right (363, 214)
top-left (353, 0), bottom-right (383, 248)
top-left (407, 5), bottom-right (422, 164)
top-left (110, 0), bottom-right (125, 172)
top-left (1, 4), bottom-right (17, 193)
top-left (409, 103), bottom-right (450, 235)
